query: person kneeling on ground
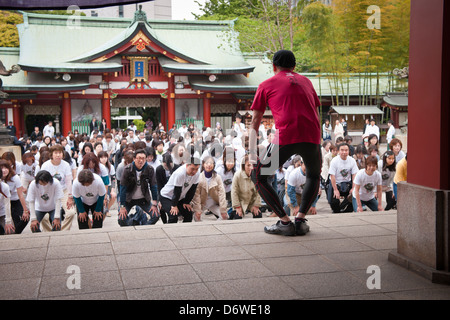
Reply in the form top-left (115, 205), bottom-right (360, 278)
top-left (285, 159), bottom-right (321, 216)
top-left (231, 155), bottom-right (262, 219)
top-left (193, 156), bottom-right (228, 221)
top-left (27, 170), bottom-right (64, 232)
top-left (73, 169), bottom-right (106, 229)
top-left (327, 143), bottom-right (359, 213)
top-left (118, 149), bottom-right (159, 226)
top-left (159, 157), bottom-right (200, 223)
top-left (352, 155), bottom-right (383, 212)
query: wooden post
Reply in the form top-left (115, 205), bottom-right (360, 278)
top-left (62, 92), bottom-right (72, 136)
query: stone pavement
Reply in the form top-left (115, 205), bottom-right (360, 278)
top-left (1, 196), bottom-right (450, 301)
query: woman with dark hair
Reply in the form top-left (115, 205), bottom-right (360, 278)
top-left (78, 141), bottom-right (94, 166)
top-left (378, 151), bottom-right (397, 211)
top-left (37, 151), bottom-right (50, 172)
top-left (145, 146), bottom-right (160, 171)
top-left (77, 152), bottom-right (110, 186)
top-left (368, 134), bottom-right (379, 148)
top-left (159, 157), bottom-right (200, 224)
top-left (21, 152), bottom-right (37, 194)
top-left (216, 146), bottom-right (236, 208)
top-left (389, 138), bottom-right (406, 163)
top-left (63, 150), bottom-right (77, 180)
top-left (155, 153), bottom-right (179, 223)
top-left (0, 159), bottom-right (29, 234)
top-left (231, 155), bottom-right (262, 219)
top-left (100, 118), bottom-right (108, 134)
top-left (42, 136), bottom-right (52, 148)
top-left (40, 144), bottom-right (76, 231)
top-left (352, 155), bottom-right (383, 212)
top-left (193, 156), bottom-right (227, 221)
top-left (98, 151), bottom-right (116, 217)
top-left (0, 168), bottom-right (11, 235)
top-left (353, 144), bottom-right (367, 170)
top-left (27, 170), bottom-right (64, 233)
top-left (1, 151), bottom-right (21, 177)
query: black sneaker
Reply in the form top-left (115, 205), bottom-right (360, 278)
top-left (295, 218), bottom-right (310, 236)
top-left (264, 221), bottom-right (296, 236)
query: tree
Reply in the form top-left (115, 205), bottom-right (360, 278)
top-left (0, 10), bottom-right (87, 48)
top-left (196, 0), bottom-right (313, 70)
top-left (0, 11), bottom-right (23, 47)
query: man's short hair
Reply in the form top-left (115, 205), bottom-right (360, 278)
top-left (134, 149), bottom-right (147, 158)
top-left (78, 169), bottom-right (94, 185)
top-left (272, 49), bottom-right (296, 68)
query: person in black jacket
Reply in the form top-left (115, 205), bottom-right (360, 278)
top-left (118, 149), bottom-right (159, 226)
top-left (155, 153), bottom-right (180, 223)
top-left (89, 117), bottom-right (99, 134)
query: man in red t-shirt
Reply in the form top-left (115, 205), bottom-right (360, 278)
top-left (249, 50), bottom-right (322, 236)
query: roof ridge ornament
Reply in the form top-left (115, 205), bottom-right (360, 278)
top-left (133, 5), bottom-right (148, 24)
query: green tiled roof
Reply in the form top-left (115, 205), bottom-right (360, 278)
top-left (0, 11), bottom-right (396, 95)
top-left (330, 106), bottom-right (384, 115)
top-left (0, 47), bottom-right (90, 91)
top-left (188, 54), bottom-right (272, 91)
top-left (16, 11), bottom-right (251, 74)
top-left (382, 93), bottom-right (408, 107)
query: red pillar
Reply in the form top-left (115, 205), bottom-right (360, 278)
top-left (408, 0), bottom-right (449, 190)
top-left (102, 91), bottom-right (111, 130)
top-left (167, 75), bottom-right (175, 129)
top-left (62, 92), bottom-right (72, 136)
top-left (160, 98), bottom-right (167, 131)
top-left (12, 101), bottom-right (22, 138)
top-left (387, 0), bottom-right (450, 284)
top-left (203, 93), bottom-right (211, 128)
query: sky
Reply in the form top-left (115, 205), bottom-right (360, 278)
top-left (172, 0), bottom-right (206, 20)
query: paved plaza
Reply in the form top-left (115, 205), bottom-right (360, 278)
top-left (0, 196), bottom-right (449, 301)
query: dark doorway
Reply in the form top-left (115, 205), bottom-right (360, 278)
top-left (25, 115), bottom-right (56, 137)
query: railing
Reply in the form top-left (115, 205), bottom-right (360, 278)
top-left (72, 120), bottom-right (91, 135)
top-left (175, 118), bottom-right (204, 130)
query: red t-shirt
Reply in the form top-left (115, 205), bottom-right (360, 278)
top-left (251, 70), bottom-right (321, 145)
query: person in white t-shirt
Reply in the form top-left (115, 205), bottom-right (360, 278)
top-left (1, 159), bottom-right (29, 234)
top-left (77, 152), bottom-right (110, 187)
top-left (286, 160), bottom-right (321, 216)
top-left (0, 176), bottom-right (11, 235)
top-left (386, 120), bottom-right (396, 146)
top-left (378, 151), bottom-right (397, 211)
top-left (40, 144), bottom-right (76, 231)
top-left (73, 170), bottom-right (107, 229)
top-left (352, 155), bottom-right (383, 212)
top-left (233, 114), bottom-right (246, 138)
top-left (43, 121), bottom-right (55, 138)
top-left (159, 159), bottom-right (201, 223)
top-left (365, 118), bottom-right (380, 140)
top-left (20, 152), bottom-right (38, 194)
top-left (328, 143), bottom-right (359, 213)
top-left (27, 170), bottom-right (64, 232)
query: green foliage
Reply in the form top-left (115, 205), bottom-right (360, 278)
top-left (133, 119), bottom-right (146, 132)
top-left (0, 11), bottom-right (22, 47)
top-left (0, 9), bottom-right (87, 47)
